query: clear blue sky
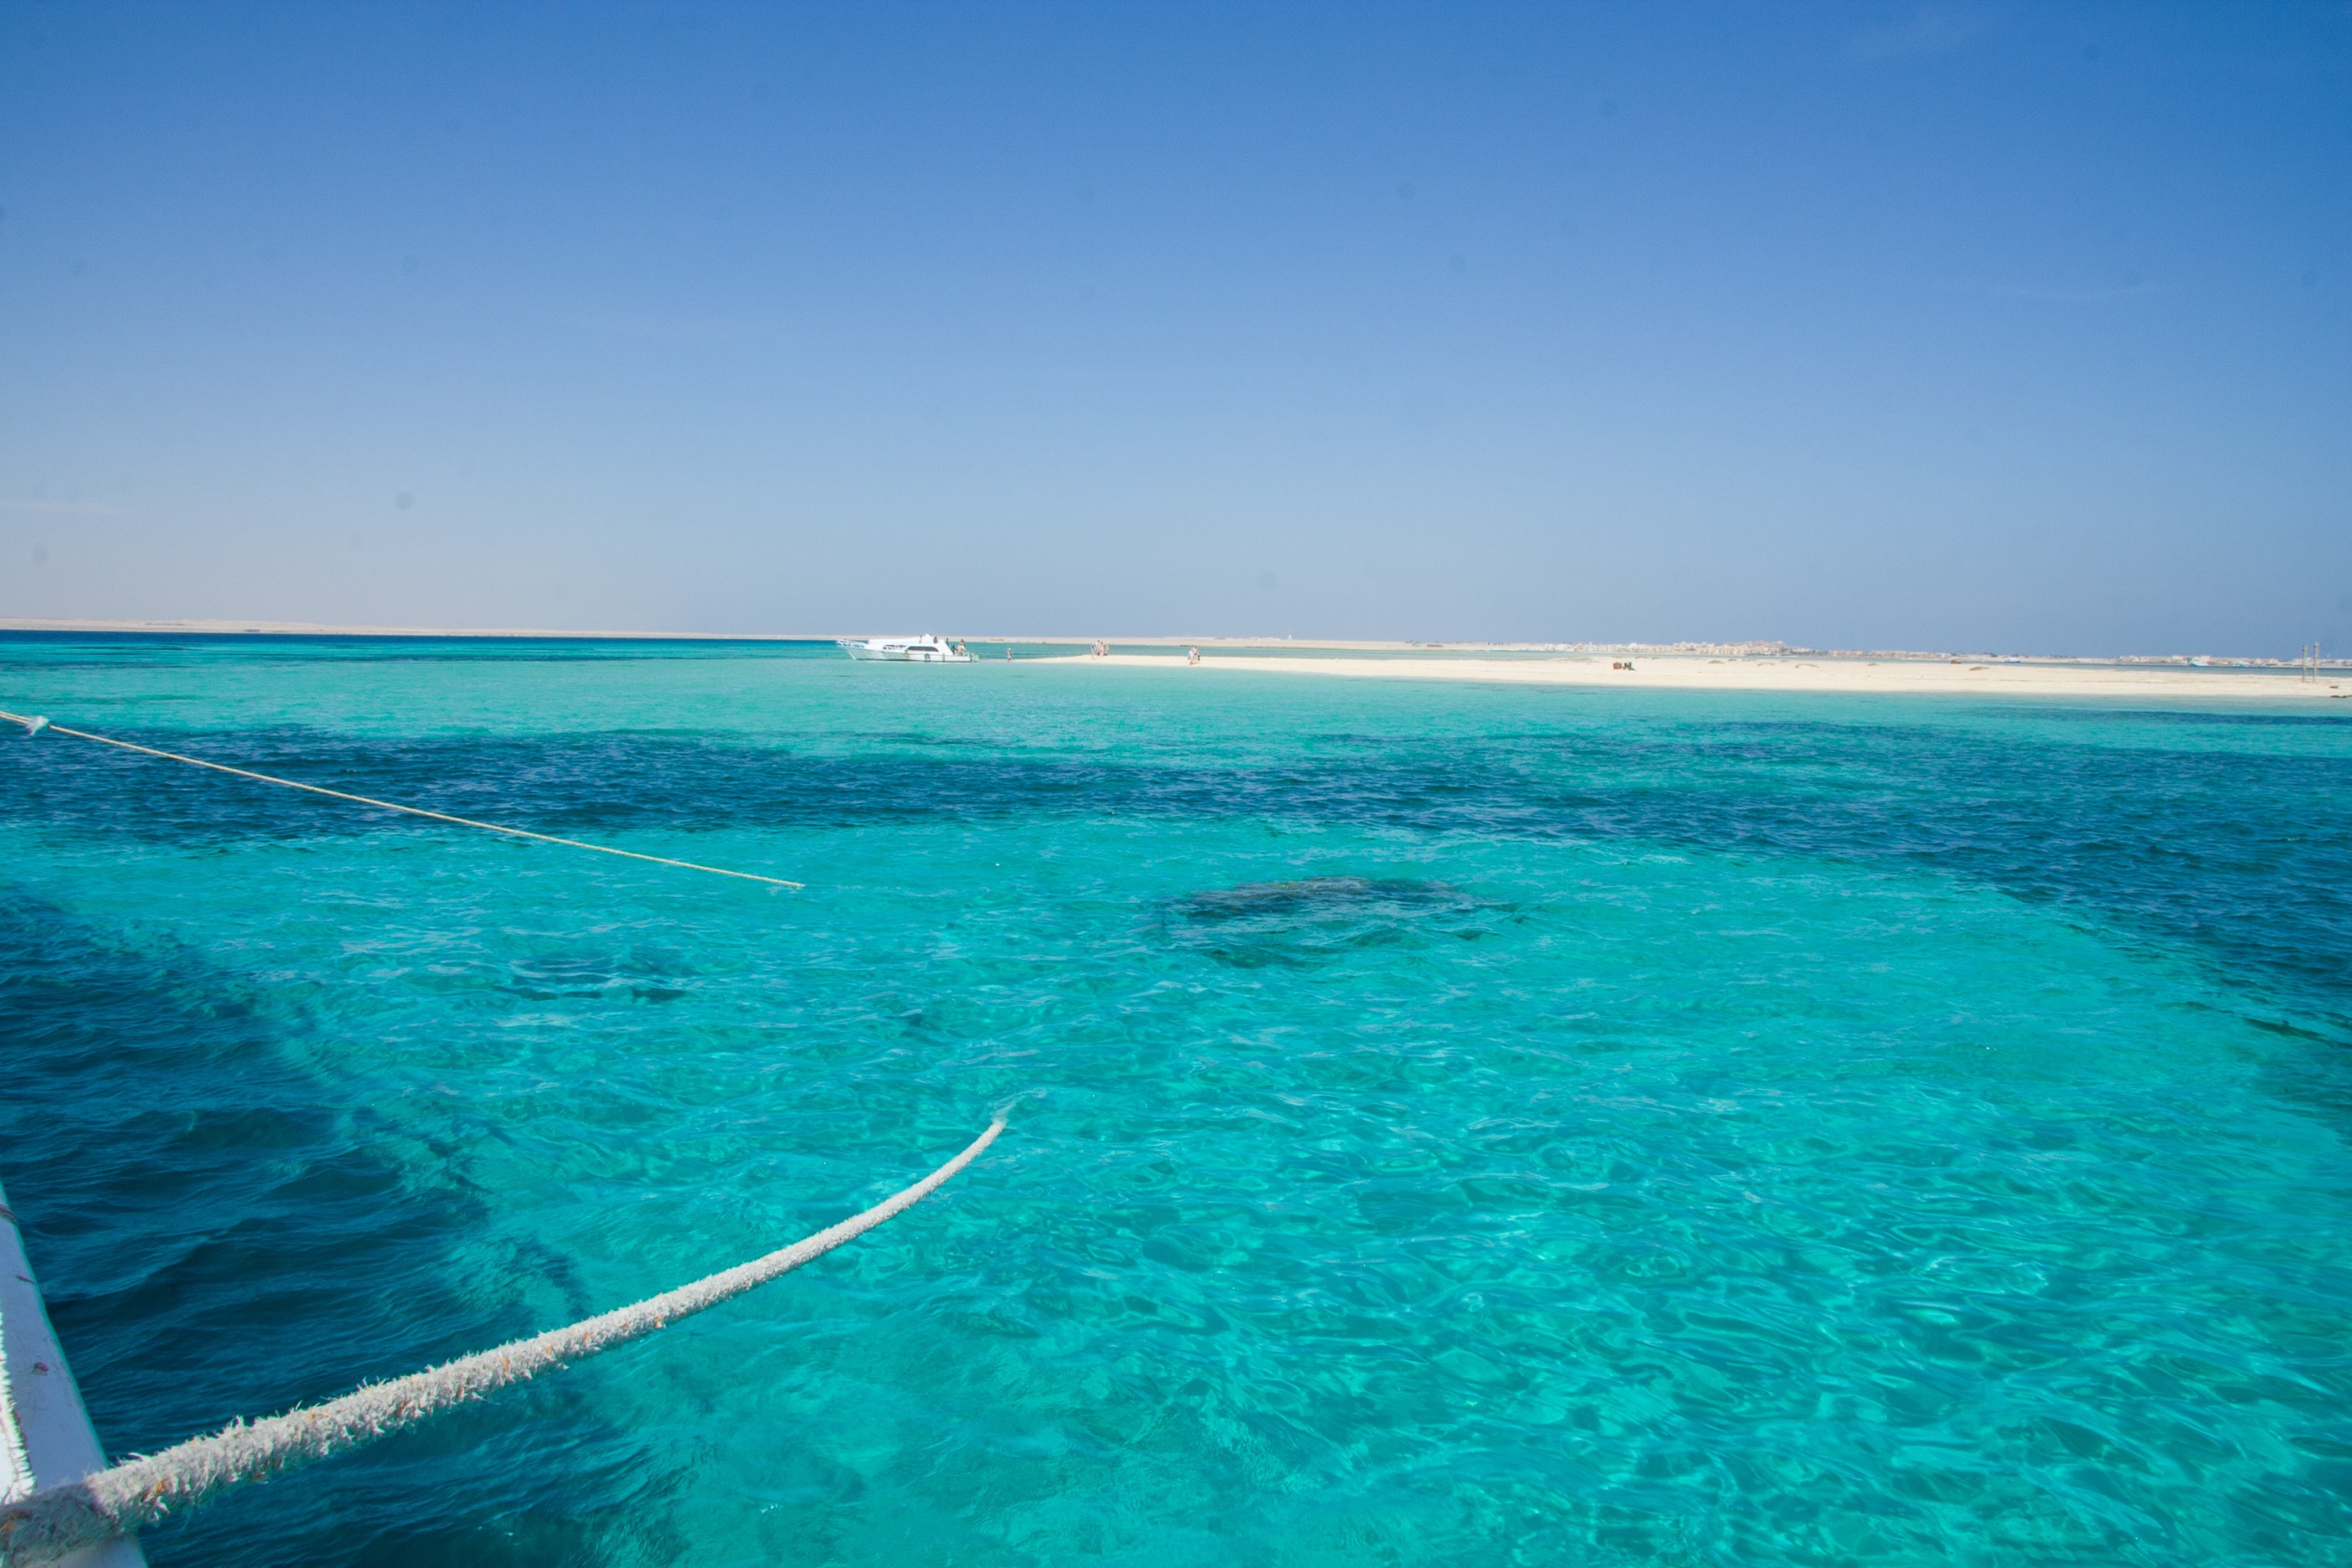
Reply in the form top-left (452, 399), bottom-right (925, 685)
top-left (2, 3), bottom-right (2346, 653)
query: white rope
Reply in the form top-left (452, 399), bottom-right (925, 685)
top-left (0, 1117), bottom-right (1004, 1565)
top-left (1, 709), bottom-right (802, 890)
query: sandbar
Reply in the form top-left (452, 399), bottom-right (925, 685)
top-left (1044, 652), bottom-right (2347, 702)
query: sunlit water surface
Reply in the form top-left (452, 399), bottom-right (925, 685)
top-left (3, 635), bottom-right (2349, 1566)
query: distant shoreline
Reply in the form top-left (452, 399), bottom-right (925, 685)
top-left (1049, 652), bottom-right (2347, 702)
top-left (0, 617), bottom-right (804, 641)
top-left (2, 616), bottom-right (2342, 668)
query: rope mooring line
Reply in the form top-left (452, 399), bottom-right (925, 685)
top-left (1, 708), bottom-right (803, 890)
top-left (0, 1116), bottom-right (1005, 1565)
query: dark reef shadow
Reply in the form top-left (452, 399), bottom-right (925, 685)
top-left (1159, 876), bottom-right (1508, 969)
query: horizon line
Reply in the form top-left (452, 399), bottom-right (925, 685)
top-left (0, 618), bottom-right (2338, 668)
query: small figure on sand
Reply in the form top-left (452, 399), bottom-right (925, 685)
top-left (1188, 646), bottom-right (1200, 665)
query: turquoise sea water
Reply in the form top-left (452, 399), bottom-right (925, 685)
top-left (3, 634), bottom-right (2350, 1566)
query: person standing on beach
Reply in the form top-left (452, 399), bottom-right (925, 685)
top-left (1188, 646), bottom-right (1200, 665)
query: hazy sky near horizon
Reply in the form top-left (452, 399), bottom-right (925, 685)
top-left (2, 3), bottom-right (2347, 653)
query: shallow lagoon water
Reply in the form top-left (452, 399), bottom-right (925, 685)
top-left (2, 635), bottom-right (2349, 1566)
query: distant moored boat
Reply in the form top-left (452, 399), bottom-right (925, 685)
top-left (837, 635), bottom-right (975, 663)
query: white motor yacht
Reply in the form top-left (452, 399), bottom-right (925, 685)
top-left (838, 634), bottom-right (975, 663)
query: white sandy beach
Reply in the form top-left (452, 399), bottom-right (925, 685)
top-left (1047, 652), bottom-right (2349, 702)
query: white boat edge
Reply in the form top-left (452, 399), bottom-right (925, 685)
top-left (0, 1177), bottom-right (148, 1564)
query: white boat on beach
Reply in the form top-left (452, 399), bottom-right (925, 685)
top-left (837, 634), bottom-right (975, 663)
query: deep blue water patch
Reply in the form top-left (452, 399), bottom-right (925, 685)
top-left (0, 893), bottom-right (656, 1565)
top-left (6, 710), bottom-right (2345, 1028)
